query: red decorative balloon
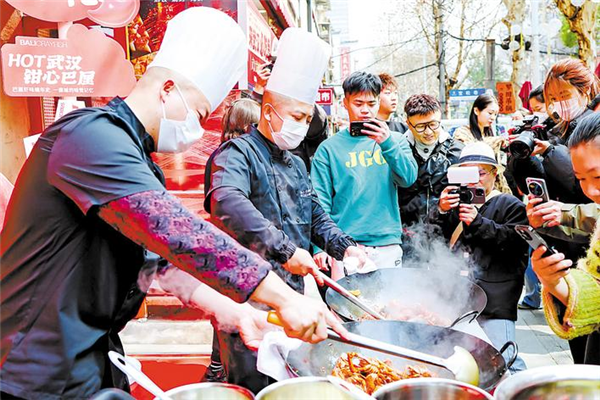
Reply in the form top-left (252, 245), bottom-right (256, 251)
top-left (6, 0), bottom-right (139, 27)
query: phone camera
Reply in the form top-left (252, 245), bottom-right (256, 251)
top-left (528, 182), bottom-right (544, 197)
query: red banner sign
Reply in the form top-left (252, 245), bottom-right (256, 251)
top-left (496, 81), bottom-right (516, 114)
top-left (1, 24), bottom-right (136, 97)
top-left (6, 0), bottom-right (140, 28)
top-left (340, 46), bottom-right (351, 81)
top-left (237, 0), bottom-right (277, 90)
top-left (316, 87), bottom-right (334, 105)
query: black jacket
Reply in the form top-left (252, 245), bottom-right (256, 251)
top-left (399, 133), bottom-right (464, 227)
top-left (507, 108), bottom-right (594, 204)
top-left (290, 104), bottom-right (329, 172)
top-left (388, 119), bottom-right (409, 134)
top-left (431, 194), bottom-right (529, 321)
top-left (206, 128), bottom-right (355, 293)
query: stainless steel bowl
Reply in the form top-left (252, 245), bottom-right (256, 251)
top-left (494, 365), bottom-right (600, 400)
top-left (256, 377), bottom-right (355, 400)
top-left (373, 378), bottom-right (493, 400)
top-left (161, 382), bottom-right (255, 400)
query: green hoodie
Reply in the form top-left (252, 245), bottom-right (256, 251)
top-left (311, 128), bottom-right (417, 247)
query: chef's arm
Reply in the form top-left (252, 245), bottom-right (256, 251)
top-left (98, 189), bottom-right (272, 303)
top-left (209, 186), bottom-right (297, 264)
top-left (310, 193), bottom-right (357, 261)
top-left (156, 265), bottom-right (271, 350)
top-left (98, 189), bottom-right (348, 342)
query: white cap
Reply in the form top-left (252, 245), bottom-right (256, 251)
top-left (458, 142), bottom-right (498, 166)
top-left (266, 28), bottom-right (331, 105)
top-left (148, 7), bottom-right (247, 112)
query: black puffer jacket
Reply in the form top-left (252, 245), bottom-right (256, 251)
top-left (399, 131), bottom-right (464, 227)
top-left (430, 194), bottom-right (529, 321)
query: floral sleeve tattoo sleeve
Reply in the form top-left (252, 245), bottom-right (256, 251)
top-left (98, 190), bottom-right (271, 303)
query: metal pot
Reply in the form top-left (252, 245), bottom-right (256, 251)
top-left (162, 383), bottom-right (255, 400)
top-left (255, 377), bottom-right (355, 400)
top-left (286, 320), bottom-right (515, 392)
top-left (325, 269), bottom-right (487, 327)
top-left (494, 365), bottom-right (600, 400)
top-left (373, 378), bottom-right (494, 399)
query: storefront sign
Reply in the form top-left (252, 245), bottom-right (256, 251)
top-left (340, 46), bottom-right (351, 81)
top-left (6, 0), bottom-right (140, 28)
top-left (496, 81), bottom-right (516, 114)
top-left (316, 87), bottom-right (334, 105)
top-left (1, 24), bottom-right (136, 97)
top-left (237, 0), bottom-right (277, 91)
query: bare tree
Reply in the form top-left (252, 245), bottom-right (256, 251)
top-left (415, 0), bottom-right (503, 112)
top-left (554, 0), bottom-right (598, 67)
top-left (501, 0), bottom-right (527, 107)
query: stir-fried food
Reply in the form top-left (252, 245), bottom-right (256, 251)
top-left (331, 352), bottom-right (433, 395)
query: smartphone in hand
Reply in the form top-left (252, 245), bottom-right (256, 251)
top-left (526, 177), bottom-right (549, 203)
top-left (515, 225), bottom-right (558, 256)
top-left (350, 121), bottom-right (368, 137)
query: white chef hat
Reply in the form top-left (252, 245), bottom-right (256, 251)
top-left (266, 28), bottom-right (331, 105)
top-left (148, 7), bottom-right (247, 112)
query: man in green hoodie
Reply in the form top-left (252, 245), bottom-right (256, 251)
top-left (311, 72), bottom-right (418, 276)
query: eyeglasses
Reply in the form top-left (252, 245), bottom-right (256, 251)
top-left (408, 120), bottom-right (441, 133)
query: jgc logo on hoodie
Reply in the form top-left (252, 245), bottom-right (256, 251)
top-left (345, 149), bottom-right (388, 168)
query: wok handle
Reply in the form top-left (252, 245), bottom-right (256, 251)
top-left (499, 341), bottom-right (519, 369)
top-left (449, 310), bottom-right (479, 328)
top-left (317, 271), bottom-right (387, 320)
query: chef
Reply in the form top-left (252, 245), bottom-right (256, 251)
top-left (0, 8), bottom-right (345, 400)
top-left (206, 28), bottom-right (367, 393)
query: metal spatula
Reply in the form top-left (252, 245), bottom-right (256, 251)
top-left (267, 311), bottom-right (480, 386)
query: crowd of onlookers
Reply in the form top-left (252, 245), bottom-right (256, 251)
top-left (201, 57), bottom-right (600, 383)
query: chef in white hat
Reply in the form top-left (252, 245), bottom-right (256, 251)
top-left (206, 28), bottom-right (367, 392)
top-left (0, 9), bottom-right (346, 400)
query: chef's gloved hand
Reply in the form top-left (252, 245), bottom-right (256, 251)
top-left (283, 248), bottom-right (324, 285)
top-left (343, 245), bottom-right (367, 269)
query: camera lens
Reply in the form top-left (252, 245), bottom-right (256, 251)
top-left (509, 133), bottom-right (535, 159)
top-left (475, 188), bottom-right (485, 196)
top-left (528, 182), bottom-right (543, 196)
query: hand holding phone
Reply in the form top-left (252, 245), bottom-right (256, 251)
top-left (526, 177), bottom-right (549, 203)
top-left (514, 225), bottom-right (558, 256)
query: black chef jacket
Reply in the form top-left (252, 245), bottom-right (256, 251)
top-left (207, 127), bottom-right (354, 293)
top-left (0, 98), bottom-right (166, 400)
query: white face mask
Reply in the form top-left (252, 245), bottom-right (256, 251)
top-left (552, 97), bottom-right (587, 122)
top-left (265, 103), bottom-right (309, 150)
top-left (157, 84), bottom-right (205, 153)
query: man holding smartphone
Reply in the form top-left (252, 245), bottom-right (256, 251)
top-left (311, 72), bottom-right (417, 274)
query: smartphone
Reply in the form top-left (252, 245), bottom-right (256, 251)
top-left (526, 177), bottom-right (549, 203)
top-left (515, 225), bottom-right (558, 256)
top-left (350, 121), bottom-right (368, 137)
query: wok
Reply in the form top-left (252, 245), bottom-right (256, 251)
top-left (326, 269), bottom-right (487, 327)
top-left (285, 320), bottom-right (516, 393)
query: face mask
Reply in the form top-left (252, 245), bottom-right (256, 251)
top-left (552, 97), bottom-right (586, 122)
top-left (265, 103), bottom-right (309, 150)
top-left (157, 84), bottom-right (205, 153)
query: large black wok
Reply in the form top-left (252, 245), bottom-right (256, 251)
top-left (285, 320), bottom-right (516, 392)
top-left (326, 269), bottom-right (487, 326)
